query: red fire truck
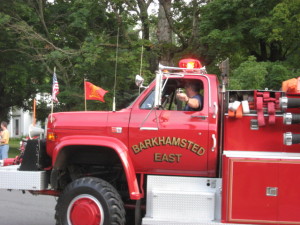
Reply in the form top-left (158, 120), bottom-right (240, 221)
top-left (1, 58), bottom-right (300, 225)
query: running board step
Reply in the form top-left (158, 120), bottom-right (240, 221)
top-left (142, 219), bottom-right (251, 225)
top-left (142, 175), bottom-right (222, 225)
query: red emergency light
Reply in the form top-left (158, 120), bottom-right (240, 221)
top-left (179, 58), bottom-right (202, 69)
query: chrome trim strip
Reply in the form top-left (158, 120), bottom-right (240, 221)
top-left (224, 151), bottom-right (300, 159)
top-left (224, 113), bottom-right (284, 117)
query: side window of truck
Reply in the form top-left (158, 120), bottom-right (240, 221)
top-left (181, 79), bottom-right (204, 111)
top-left (140, 79), bottom-right (204, 111)
top-left (140, 90), bottom-right (155, 109)
top-left (162, 79), bottom-right (204, 111)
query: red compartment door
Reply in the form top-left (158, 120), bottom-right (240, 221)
top-left (278, 161), bottom-right (300, 223)
top-left (224, 157), bottom-right (300, 224)
top-left (227, 159), bottom-right (278, 223)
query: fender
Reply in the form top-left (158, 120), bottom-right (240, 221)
top-left (52, 135), bottom-right (142, 200)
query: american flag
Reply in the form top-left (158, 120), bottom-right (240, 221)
top-left (52, 72), bottom-right (59, 102)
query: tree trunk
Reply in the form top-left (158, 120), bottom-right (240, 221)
top-left (137, 0), bottom-right (150, 41)
top-left (259, 39), bottom-right (267, 61)
top-left (157, 0), bottom-right (173, 66)
top-left (269, 42), bottom-right (284, 62)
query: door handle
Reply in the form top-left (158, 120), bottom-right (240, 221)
top-left (140, 127), bottom-right (159, 131)
top-left (211, 134), bottom-right (216, 152)
top-left (213, 102), bottom-right (218, 118)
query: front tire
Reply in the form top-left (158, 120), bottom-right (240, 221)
top-left (55, 177), bottom-right (125, 225)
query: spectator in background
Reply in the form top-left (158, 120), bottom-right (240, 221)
top-left (0, 121), bottom-right (9, 159)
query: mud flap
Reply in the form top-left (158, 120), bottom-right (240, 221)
top-left (19, 139), bottom-right (51, 171)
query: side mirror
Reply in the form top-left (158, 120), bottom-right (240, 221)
top-left (135, 75), bottom-right (146, 88)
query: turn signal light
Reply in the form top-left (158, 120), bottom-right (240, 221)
top-left (47, 132), bottom-right (57, 141)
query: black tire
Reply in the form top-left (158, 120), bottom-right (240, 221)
top-left (55, 177), bottom-right (125, 225)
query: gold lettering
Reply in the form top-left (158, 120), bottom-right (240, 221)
top-left (191, 144), bottom-right (199, 153)
top-left (139, 142), bottom-right (147, 150)
top-left (175, 154), bottom-right (182, 162)
top-left (132, 145), bottom-right (141, 154)
top-left (154, 153), bottom-right (182, 163)
top-left (187, 140), bottom-right (194, 150)
top-left (180, 139), bottom-right (187, 148)
top-left (197, 147), bottom-right (206, 156)
top-left (132, 137), bottom-right (205, 158)
top-left (158, 137), bottom-right (166, 145)
top-left (151, 137), bottom-right (159, 146)
top-left (168, 154), bottom-right (175, 162)
top-left (172, 137), bottom-right (181, 146)
top-left (144, 139), bottom-right (152, 148)
top-left (162, 153), bottom-right (169, 162)
top-left (165, 137), bottom-right (172, 145)
top-left (154, 153), bottom-right (162, 162)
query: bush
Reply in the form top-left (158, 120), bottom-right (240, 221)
top-left (230, 56), bottom-right (294, 90)
top-left (8, 138), bottom-right (21, 158)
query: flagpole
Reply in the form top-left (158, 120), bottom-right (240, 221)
top-left (113, 27), bottom-right (120, 112)
top-left (84, 78), bottom-right (87, 111)
top-left (33, 98), bottom-right (36, 126)
top-left (51, 67), bottom-right (56, 122)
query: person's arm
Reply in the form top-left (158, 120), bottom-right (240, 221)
top-left (186, 96), bottom-right (200, 109)
top-left (176, 93), bottom-right (200, 109)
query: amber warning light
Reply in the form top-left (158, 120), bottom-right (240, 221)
top-left (179, 58), bottom-right (202, 69)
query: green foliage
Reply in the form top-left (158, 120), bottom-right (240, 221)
top-left (8, 138), bottom-right (21, 158)
top-left (230, 56), bottom-right (295, 90)
top-left (230, 56), bottom-right (268, 90)
top-left (200, 0), bottom-right (300, 71)
top-left (264, 63), bottom-right (291, 90)
top-left (0, 0), bottom-right (154, 121)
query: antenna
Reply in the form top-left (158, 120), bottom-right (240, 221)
top-left (139, 45), bottom-right (144, 76)
top-left (138, 45), bottom-right (144, 94)
top-left (84, 78), bottom-right (87, 111)
top-left (112, 27), bottom-right (120, 112)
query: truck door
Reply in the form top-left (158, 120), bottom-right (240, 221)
top-left (128, 77), bottom-right (210, 176)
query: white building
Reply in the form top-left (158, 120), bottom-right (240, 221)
top-left (8, 108), bottom-right (35, 138)
top-left (7, 93), bottom-right (51, 138)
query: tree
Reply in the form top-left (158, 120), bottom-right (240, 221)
top-left (230, 56), bottom-right (267, 90)
top-left (0, 0), bottom-right (151, 121)
top-left (0, 2), bottom-right (46, 121)
top-left (156, 0), bottom-right (207, 65)
top-left (230, 56), bottom-right (296, 90)
top-left (199, 0), bottom-right (300, 68)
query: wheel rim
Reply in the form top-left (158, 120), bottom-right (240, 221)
top-left (67, 194), bottom-right (104, 225)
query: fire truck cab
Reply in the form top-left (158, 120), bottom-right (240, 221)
top-left (129, 62), bottom-right (219, 178)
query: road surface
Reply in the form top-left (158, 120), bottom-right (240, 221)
top-left (0, 189), bottom-right (56, 225)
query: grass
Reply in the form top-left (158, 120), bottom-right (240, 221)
top-left (8, 138), bottom-right (21, 158)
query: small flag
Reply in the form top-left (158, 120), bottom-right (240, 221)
top-left (52, 72), bottom-right (59, 102)
top-left (85, 81), bottom-right (108, 102)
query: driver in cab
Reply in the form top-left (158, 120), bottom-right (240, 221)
top-left (176, 81), bottom-right (202, 111)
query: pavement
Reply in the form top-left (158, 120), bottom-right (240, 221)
top-left (0, 189), bottom-right (56, 225)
